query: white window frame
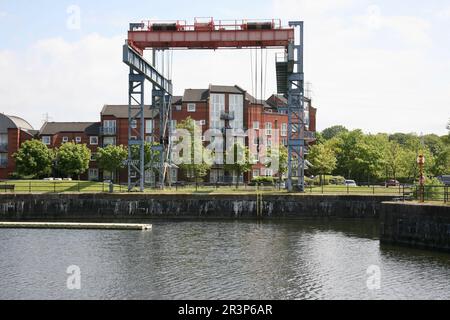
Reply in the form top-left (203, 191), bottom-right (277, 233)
top-left (103, 137), bottom-right (116, 146)
top-left (131, 119), bottom-right (138, 129)
top-left (88, 168), bottom-right (99, 181)
top-left (210, 94), bottom-right (225, 130)
top-left (265, 123), bottom-right (272, 136)
top-left (75, 137), bottom-right (82, 143)
top-left (62, 136), bottom-right (69, 143)
top-left (253, 121), bottom-right (260, 130)
top-left (42, 136), bottom-right (51, 145)
top-left (90, 136), bottom-right (99, 145)
top-left (145, 120), bottom-right (153, 134)
top-left (253, 169), bottom-right (260, 178)
top-left (281, 123), bottom-right (288, 137)
top-left (90, 153), bottom-right (97, 162)
top-left (175, 105), bottom-right (182, 111)
top-left (187, 103), bottom-right (196, 112)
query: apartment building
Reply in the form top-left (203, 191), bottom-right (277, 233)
top-left (171, 85), bottom-right (317, 183)
top-left (1, 84), bottom-right (317, 184)
top-left (39, 122), bottom-right (101, 181)
top-left (0, 114), bottom-right (36, 179)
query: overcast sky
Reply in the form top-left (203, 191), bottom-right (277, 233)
top-left (0, 0), bottom-right (449, 135)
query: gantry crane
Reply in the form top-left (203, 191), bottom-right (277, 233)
top-left (122, 18), bottom-right (307, 192)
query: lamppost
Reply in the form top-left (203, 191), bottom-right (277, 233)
top-left (417, 154), bottom-right (425, 203)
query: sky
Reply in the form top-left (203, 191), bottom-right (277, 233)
top-left (0, 0), bottom-right (449, 135)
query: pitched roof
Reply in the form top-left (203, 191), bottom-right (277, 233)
top-left (183, 89), bottom-right (209, 102)
top-left (101, 105), bottom-right (159, 118)
top-left (39, 122), bottom-right (100, 136)
top-left (209, 85), bottom-right (245, 94)
top-left (172, 96), bottom-right (183, 105)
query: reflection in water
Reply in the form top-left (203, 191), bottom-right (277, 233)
top-left (0, 220), bottom-right (449, 300)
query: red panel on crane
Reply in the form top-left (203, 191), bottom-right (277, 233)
top-left (127, 18), bottom-right (294, 52)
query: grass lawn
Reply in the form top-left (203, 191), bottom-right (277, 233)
top-left (1, 180), bottom-right (123, 193)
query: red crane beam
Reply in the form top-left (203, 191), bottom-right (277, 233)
top-left (127, 18), bottom-right (294, 54)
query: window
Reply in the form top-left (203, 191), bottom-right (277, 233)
top-left (265, 169), bottom-right (273, 177)
top-left (282, 138), bottom-right (288, 145)
top-left (187, 103), bottom-right (196, 112)
top-left (281, 123), bottom-right (288, 137)
top-left (175, 105), bottom-right (182, 111)
top-left (253, 137), bottom-right (259, 145)
top-left (90, 136), bottom-right (99, 145)
top-left (75, 137), bottom-right (82, 143)
top-left (265, 123), bottom-right (272, 136)
top-left (253, 121), bottom-right (260, 130)
top-left (131, 119), bottom-right (137, 129)
top-left (210, 94), bottom-right (225, 129)
top-left (42, 136), bottom-right (51, 145)
top-left (253, 169), bottom-right (260, 178)
top-left (145, 120), bottom-right (153, 134)
top-left (170, 120), bottom-right (177, 131)
top-left (145, 136), bottom-right (154, 143)
top-left (62, 136), bottom-right (69, 143)
top-left (0, 153), bottom-right (7, 167)
top-left (103, 120), bottom-right (116, 135)
top-left (229, 94), bottom-right (244, 130)
top-left (103, 170), bottom-right (114, 181)
top-left (267, 138), bottom-right (272, 147)
top-left (90, 153), bottom-right (97, 161)
top-left (103, 137), bottom-right (116, 146)
top-left (197, 120), bottom-right (206, 126)
top-left (88, 169), bottom-right (99, 181)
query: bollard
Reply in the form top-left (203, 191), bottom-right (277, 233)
top-left (109, 181), bottom-right (114, 193)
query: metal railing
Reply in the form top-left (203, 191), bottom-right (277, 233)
top-left (0, 180), bottom-right (447, 203)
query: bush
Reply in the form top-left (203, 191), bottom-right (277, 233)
top-left (310, 175), bottom-right (345, 186)
top-left (250, 176), bottom-right (275, 186)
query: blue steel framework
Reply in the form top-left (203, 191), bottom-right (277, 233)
top-left (286, 21), bottom-right (306, 192)
top-left (123, 44), bottom-right (173, 192)
top-left (123, 19), bottom-right (306, 192)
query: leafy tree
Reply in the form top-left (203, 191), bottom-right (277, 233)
top-left (13, 140), bottom-right (54, 178)
top-left (321, 125), bottom-right (348, 140)
top-left (55, 142), bottom-right (91, 179)
top-left (96, 145), bottom-right (128, 182)
top-left (130, 142), bottom-right (162, 185)
top-left (307, 143), bottom-right (337, 185)
top-left (265, 145), bottom-right (289, 186)
top-left (176, 117), bottom-right (211, 183)
top-left (224, 143), bottom-right (253, 189)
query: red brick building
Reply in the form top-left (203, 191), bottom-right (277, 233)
top-left (1, 84), bottom-right (317, 184)
top-left (0, 114), bottom-right (36, 179)
top-left (39, 122), bottom-right (101, 180)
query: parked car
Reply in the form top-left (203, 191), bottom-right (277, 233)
top-left (344, 180), bottom-right (357, 187)
top-left (385, 179), bottom-right (400, 187)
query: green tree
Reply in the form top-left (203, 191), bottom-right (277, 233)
top-left (13, 140), bottom-right (54, 178)
top-left (130, 142), bottom-right (162, 185)
top-left (176, 117), bottom-right (211, 183)
top-left (96, 145), bottom-right (128, 182)
top-left (266, 145), bottom-right (288, 186)
top-left (384, 141), bottom-right (405, 181)
top-left (55, 142), bottom-right (91, 179)
top-left (307, 143), bottom-right (337, 185)
top-left (321, 125), bottom-right (348, 140)
top-left (224, 143), bottom-right (253, 189)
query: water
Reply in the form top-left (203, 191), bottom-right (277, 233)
top-left (0, 220), bottom-right (449, 300)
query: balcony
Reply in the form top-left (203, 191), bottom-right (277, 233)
top-left (100, 127), bottom-right (117, 136)
top-left (220, 111), bottom-right (235, 121)
top-left (0, 144), bottom-right (7, 152)
top-left (304, 131), bottom-right (316, 141)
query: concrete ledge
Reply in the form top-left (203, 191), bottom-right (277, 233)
top-left (0, 193), bottom-right (397, 220)
top-left (0, 221), bottom-right (152, 231)
top-left (380, 202), bottom-right (450, 252)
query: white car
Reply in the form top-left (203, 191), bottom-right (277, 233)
top-left (345, 180), bottom-right (357, 187)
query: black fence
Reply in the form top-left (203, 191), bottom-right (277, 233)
top-left (0, 180), bottom-right (448, 203)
